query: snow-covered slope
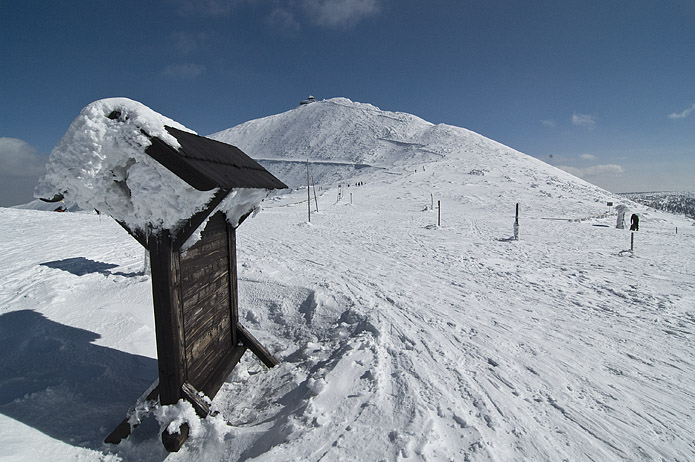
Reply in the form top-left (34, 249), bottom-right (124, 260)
top-left (2, 99), bottom-right (694, 461)
top-left (210, 98), bottom-right (616, 212)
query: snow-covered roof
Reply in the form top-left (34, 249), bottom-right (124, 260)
top-left (35, 98), bottom-right (286, 234)
top-left (147, 125), bottom-right (286, 191)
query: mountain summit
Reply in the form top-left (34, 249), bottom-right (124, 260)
top-left (210, 97), bottom-right (613, 213)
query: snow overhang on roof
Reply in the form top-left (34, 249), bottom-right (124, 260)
top-left (35, 98), bottom-right (287, 235)
top-left (146, 126), bottom-right (288, 192)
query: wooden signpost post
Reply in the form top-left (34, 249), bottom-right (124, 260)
top-left (101, 126), bottom-right (287, 451)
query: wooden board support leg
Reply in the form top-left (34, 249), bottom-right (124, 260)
top-left (237, 323), bottom-right (279, 368)
top-left (104, 382), bottom-right (160, 444)
top-left (182, 381), bottom-right (213, 418)
top-left (162, 423), bottom-right (190, 452)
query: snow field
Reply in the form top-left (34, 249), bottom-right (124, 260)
top-left (215, 160), bottom-right (694, 461)
top-left (1, 97), bottom-right (694, 461)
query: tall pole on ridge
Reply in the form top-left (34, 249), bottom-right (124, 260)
top-left (306, 159), bottom-right (311, 223)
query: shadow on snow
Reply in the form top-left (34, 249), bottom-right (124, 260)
top-left (41, 256), bottom-right (142, 277)
top-left (0, 310), bottom-right (157, 449)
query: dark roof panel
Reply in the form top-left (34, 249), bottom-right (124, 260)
top-left (145, 126), bottom-right (288, 192)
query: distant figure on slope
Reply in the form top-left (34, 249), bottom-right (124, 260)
top-left (630, 214), bottom-right (639, 231)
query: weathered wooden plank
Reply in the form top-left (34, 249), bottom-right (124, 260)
top-left (228, 223), bottom-right (238, 345)
top-left (185, 312), bottom-right (231, 353)
top-left (186, 313), bottom-right (229, 345)
top-left (185, 312), bottom-right (229, 347)
top-left (183, 290), bottom-right (230, 333)
top-left (186, 320), bottom-right (232, 366)
top-left (181, 232), bottom-right (224, 251)
top-left (180, 234), bottom-right (228, 261)
top-left (181, 265), bottom-right (228, 290)
top-left (180, 266), bottom-right (229, 305)
top-left (149, 232), bottom-right (187, 405)
top-left (181, 245), bottom-right (227, 268)
top-left (237, 323), bottom-right (279, 368)
top-left (180, 250), bottom-right (228, 278)
top-left (194, 345), bottom-right (247, 399)
top-left (184, 296), bottom-right (229, 327)
top-left (187, 342), bottom-right (234, 387)
top-left (181, 382), bottom-right (212, 418)
top-left (182, 283), bottom-right (228, 318)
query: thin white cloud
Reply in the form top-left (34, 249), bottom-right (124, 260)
top-left (172, 31), bottom-right (199, 54)
top-left (0, 138), bottom-right (46, 177)
top-left (557, 164), bottom-right (624, 178)
top-left (302, 0), bottom-right (381, 28)
top-left (162, 63), bottom-right (205, 79)
top-left (266, 7), bottom-right (302, 33)
top-left (668, 102), bottom-right (695, 119)
top-left (540, 119), bottom-right (556, 128)
top-left (580, 153), bottom-right (597, 160)
top-left (572, 113), bottom-right (596, 129)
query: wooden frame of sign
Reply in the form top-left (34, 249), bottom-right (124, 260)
top-left (98, 126), bottom-right (287, 452)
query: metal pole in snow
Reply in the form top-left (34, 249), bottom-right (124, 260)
top-left (438, 200), bottom-right (441, 227)
top-left (631, 232), bottom-right (634, 251)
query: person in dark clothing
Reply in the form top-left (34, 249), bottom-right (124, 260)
top-left (630, 214), bottom-right (639, 231)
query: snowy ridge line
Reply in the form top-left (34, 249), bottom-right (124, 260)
top-left (256, 158), bottom-right (381, 170)
top-left (322, 97), bottom-right (417, 123)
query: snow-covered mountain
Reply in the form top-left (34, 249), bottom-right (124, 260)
top-left (210, 98), bottom-right (615, 208)
top-left (2, 98), bottom-right (694, 461)
top-left (620, 191), bottom-right (695, 219)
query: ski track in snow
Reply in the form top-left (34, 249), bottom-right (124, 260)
top-left (2, 100), bottom-right (695, 461)
top-left (220, 161), bottom-right (693, 462)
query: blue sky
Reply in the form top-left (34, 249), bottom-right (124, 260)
top-left (1, 0), bottom-right (694, 206)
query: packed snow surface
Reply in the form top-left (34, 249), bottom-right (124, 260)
top-left (3, 98), bottom-right (694, 461)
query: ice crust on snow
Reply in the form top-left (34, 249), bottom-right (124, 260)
top-left (35, 98), bottom-right (269, 236)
